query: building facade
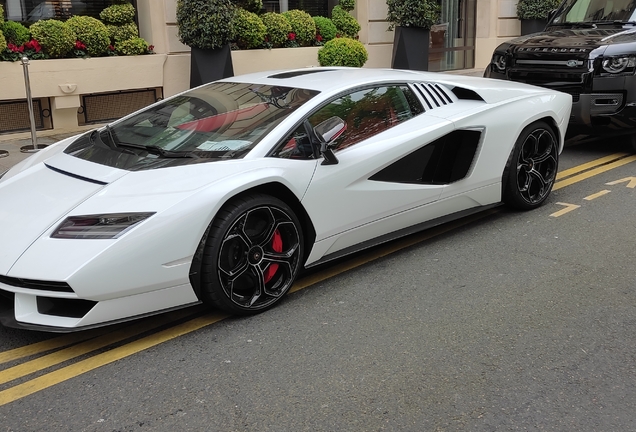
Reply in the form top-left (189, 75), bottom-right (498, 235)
top-left (0, 0), bottom-right (523, 136)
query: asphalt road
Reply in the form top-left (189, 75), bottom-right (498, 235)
top-left (0, 137), bottom-right (635, 431)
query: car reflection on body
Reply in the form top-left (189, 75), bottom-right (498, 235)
top-left (0, 67), bottom-right (572, 331)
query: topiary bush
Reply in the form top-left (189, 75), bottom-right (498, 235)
top-left (313, 16), bottom-right (337, 42)
top-left (233, 8), bottom-right (266, 49)
top-left (318, 37), bottom-right (367, 67)
top-left (260, 12), bottom-right (291, 47)
top-left (107, 22), bottom-right (139, 42)
top-left (115, 36), bottom-right (148, 55)
top-left (339, 0), bottom-right (356, 12)
top-left (516, 0), bottom-right (560, 19)
top-left (177, 0), bottom-right (236, 49)
top-left (1, 21), bottom-right (30, 46)
top-left (233, 0), bottom-right (263, 13)
top-left (0, 4), bottom-right (4, 24)
top-left (100, 3), bottom-right (136, 25)
top-left (29, 19), bottom-right (76, 58)
top-left (0, 31), bottom-right (6, 52)
top-left (283, 9), bottom-right (316, 46)
top-left (66, 16), bottom-right (110, 56)
top-left (386, 0), bottom-right (440, 30)
top-left (331, 5), bottom-right (361, 38)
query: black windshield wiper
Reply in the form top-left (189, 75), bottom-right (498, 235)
top-left (89, 129), bottom-right (117, 150)
top-left (116, 143), bottom-right (198, 159)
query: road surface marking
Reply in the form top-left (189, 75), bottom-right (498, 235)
top-left (556, 153), bottom-right (628, 180)
top-left (606, 177), bottom-right (636, 188)
top-left (584, 190), bottom-right (611, 201)
top-left (553, 155), bottom-right (636, 190)
top-left (550, 202), bottom-right (581, 217)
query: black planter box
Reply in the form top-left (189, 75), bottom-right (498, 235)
top-left (391, 26), bottom-right (430, 72)
top-left (520, 19), bottom-right (547, 35)
top-left (190, 44), bottom-right (234, 88)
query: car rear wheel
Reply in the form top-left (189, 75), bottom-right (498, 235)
top-left (503, 121), bottom-right (558, 210)
top-left (201, 194), bottom-right (303, 315)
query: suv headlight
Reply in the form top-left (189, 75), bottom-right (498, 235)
top-left (492, 54), bottom-right (508, 72)
top-left (601, 56), bottom-right (636, 74)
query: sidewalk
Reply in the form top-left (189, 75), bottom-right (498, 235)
top-left (0, 68), bottom-right (486, 173)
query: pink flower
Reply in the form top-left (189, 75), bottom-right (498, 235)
top-left (316, 34), bottom-right (323, 42)
top-left (74, 40), bottom-right (87, 50)
top-left (288, 32), bottom-right (296, 41)
top-left (148, 45), bottom-right (154, 51)
top-left (108, 44), bottom-right (115, 51)
top-left (7, 43), bottom-right (19, 52)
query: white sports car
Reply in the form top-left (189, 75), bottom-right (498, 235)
top-left (0, 68), bottom-right (572, 331)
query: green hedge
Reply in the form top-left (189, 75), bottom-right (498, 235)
top-left (516, 0), bottom-right (560, 19)
top-left (100, 3), bottom-right (136, 25)
top-left (313, 16), bottom-right (337, 42)
top-left (66, 16), bottom-right (110, 56)
top-left (29, 19), bottom-right (76, 58)
top-left (1, 21), bottom-right (30, 46)
top-left (318, 37), bottom-right (367, 67)
top-left (115, 36), bottom-right (148, 56)
top-left (0, 31), bottom-right (6, 52)
top-left (233, 8), bottom-right (266, 49)
top-left (331, 5), bottom-right (360, 38)
top-left (386, 0), bottom-right (440, 30)
top-left (107, 22), bottom-right (139, 43)
top-left (261, 12), bottom-right (291, 47)
top-left (283, 9), bottom-right (316, 46)
top-left (177, 0), bottom-right (236, 49)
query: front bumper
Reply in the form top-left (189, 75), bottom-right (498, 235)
top-left (485, 66), bottom-right (636, 135)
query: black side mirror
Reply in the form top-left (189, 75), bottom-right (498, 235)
top-left (313, 116), bottom-right (346, 165)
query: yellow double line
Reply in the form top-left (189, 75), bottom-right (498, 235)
top-left (0, 151), bottom-right (635, 406)
top-left (554, 152), bottom-right (636, 190)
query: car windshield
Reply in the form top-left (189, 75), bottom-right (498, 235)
top-left (109, 82), bottom-right (318, 159)
top-left (552, 0), bottom-right (636, 23)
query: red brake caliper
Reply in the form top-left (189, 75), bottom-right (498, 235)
top-left (263, 229), bottom-right (282, 283)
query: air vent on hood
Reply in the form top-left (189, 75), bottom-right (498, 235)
top-left (413, 83), bottom-right (456, 110)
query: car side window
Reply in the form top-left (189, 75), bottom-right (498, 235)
top-left (270, 123), bottom-right (317, 159)
top-left (307, 85), bottom-right (419, 152)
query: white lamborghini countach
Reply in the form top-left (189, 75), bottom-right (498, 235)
top-left (0, 67), bottom-right (572, 331)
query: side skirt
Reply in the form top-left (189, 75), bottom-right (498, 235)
top-left (305, 203), bottom-right (501, 269)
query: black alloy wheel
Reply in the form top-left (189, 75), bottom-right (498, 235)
top-left (201, 194), bottom-right (303, 315)
top-left (503, 121), bottom-right (558, 210)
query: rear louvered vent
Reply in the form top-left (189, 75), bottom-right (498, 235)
top-left (413, 83), bottom-right (455, 111)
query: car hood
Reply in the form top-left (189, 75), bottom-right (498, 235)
top-left (505, 27), bottom-right (636, 57)
top-left (0, 161), bottom-right (106, 275)
top-left (0, 151), bottom-right (280, 276)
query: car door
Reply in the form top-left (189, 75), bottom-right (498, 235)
top-left (294, 84), bottom-right (456, 262)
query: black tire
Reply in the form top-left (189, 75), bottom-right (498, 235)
top-left (503, 121), bottom-right (559, 210)
top-left (201, 194), bottom-right (303, 315)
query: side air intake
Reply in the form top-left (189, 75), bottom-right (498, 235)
top-left (413, 83), bottom-right (456, 110)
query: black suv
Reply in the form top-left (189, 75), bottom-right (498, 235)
top-left (485, 0), bottom-right (636, 146)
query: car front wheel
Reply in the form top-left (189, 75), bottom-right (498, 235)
top-left (503, 121), bottom-right (558, 210)
top-left (201, 194), bottom-right (303, 315)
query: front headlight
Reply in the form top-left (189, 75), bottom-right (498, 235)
top-left (492, 54), bottom-right (508, 72)
top-left (51, 213), bottom-right (155, 239)
top-left (602, 56), bottom-right (636, 74)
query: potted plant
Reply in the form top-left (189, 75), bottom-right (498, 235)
top-left (516, 0), bottom-right (560, 35)
top-left (386, 0), bottom-right (440, 71)
top-left (176, 0), bottom-right (236, 87)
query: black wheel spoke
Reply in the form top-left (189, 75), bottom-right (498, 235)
top-left (213, 201), bottom-right (302, 312)
top-left (514, 127), bottom-right (558, 206)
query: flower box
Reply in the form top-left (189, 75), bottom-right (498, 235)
top-left (0, 54), bottom-right (167, 101)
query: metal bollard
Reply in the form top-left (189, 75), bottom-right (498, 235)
top-left (20, 56), bottom-right (47, 153)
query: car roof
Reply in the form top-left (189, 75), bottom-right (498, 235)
top-left (220, 67), bottom-right (438, 92)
